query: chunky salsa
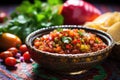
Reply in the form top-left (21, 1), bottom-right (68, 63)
top-left (33, 29), bottom-right (107, 54)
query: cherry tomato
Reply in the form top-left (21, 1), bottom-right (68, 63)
top-left (0, 11), bottom-right (7, 23)
top-left (19, 44), bottom-right (28, 53)
top-left (8, 47), bottom-right (18, 56)
top-left (23, 51), bottom-right (30, 61)
top-left (5, 57), bottom-right (16, 66)
top-left (0, 51), bottom-right (13, 60)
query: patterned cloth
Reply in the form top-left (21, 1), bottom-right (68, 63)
top-left (0, 58), bottom-right (120, 80)
top-left (0, 3), bottom-right (120, 80)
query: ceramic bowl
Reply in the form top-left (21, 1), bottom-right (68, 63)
top-left (25, 25), bottom-right (114, 75)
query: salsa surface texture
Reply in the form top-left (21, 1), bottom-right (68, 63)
top-left (33, 28), bottom-right (107, 54)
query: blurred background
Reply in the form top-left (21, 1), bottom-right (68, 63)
top-left (0, 0), bottom-right (120, 5)
top-left (0, 0), bottom-right (119, 14)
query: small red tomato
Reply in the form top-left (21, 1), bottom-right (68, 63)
top-left (5, 57), bottom-right (16, 66)
top-left (23, 51), bottom-right (30, 61)
top-left (0, 51), bottom-right (13, 60)
top-left (19, 44), bottom-right (28, 53)
top-left (8, 47), bottom-right (18, 56)
top-left (0, 11), bottom-right (7, 23)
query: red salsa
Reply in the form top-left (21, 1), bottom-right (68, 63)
top-left (33, 29), bottom-right (107, 54)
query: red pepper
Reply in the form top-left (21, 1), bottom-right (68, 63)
top-left (59, 0), bottom-right (101, 25)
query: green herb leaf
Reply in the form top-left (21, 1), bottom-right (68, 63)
top-left (16, 1), bottom-right (32, 14)
top-left (1, 0), bottom-right (63, 43)
top-left (62, 37), bottom-right (72, 44)
top-left (7, 26), bottom-right (21, 35)
top-left (47, 0), bottom-right (62, 5)
top-left (0, 27), bottom-right (3, 36)
top-left (36, 14), bottom-right (45, 22)
top-left (17, 15), bottom-right (28, 24)
top-left (51, 14), bottom-right (64, 25)
top-left (34, 0), bottom-right (42, 9)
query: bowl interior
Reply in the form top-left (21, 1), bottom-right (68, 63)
top-left (25, 25), bottom-right (114, 57)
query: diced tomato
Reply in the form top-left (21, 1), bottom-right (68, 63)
top-left (89, 39), bottom-right (94, 45)
top-left (72, 39), bottom-right (81, 44)
top-left (34, 38), bottom-right (40, 42)
top-left (72, 39), bottom-right (77, 44)
top-left (50, 33), bottom-right (57, 39)
top-left (54, 46), bottom-right (62, 53)
top-left (66, 44), bottom-right (72, 49)
top-left (93, 43), bottom-right (98, 48)
top-left (71, 49), bottom-right (79, 54)
top-left (69, 30), bottom-right (75, 37)
top-left (33, 29), bottom-right (107, 54)
top-left (34, 41), bottom-right (41, 48)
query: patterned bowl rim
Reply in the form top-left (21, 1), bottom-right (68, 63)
top-left (25, 25), bottom-right (115, 58)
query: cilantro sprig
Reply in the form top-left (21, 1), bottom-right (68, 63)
top-left (1, 0), bottom-right (63, 42)
top-left (62, 36), bottom-right (72, 44)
